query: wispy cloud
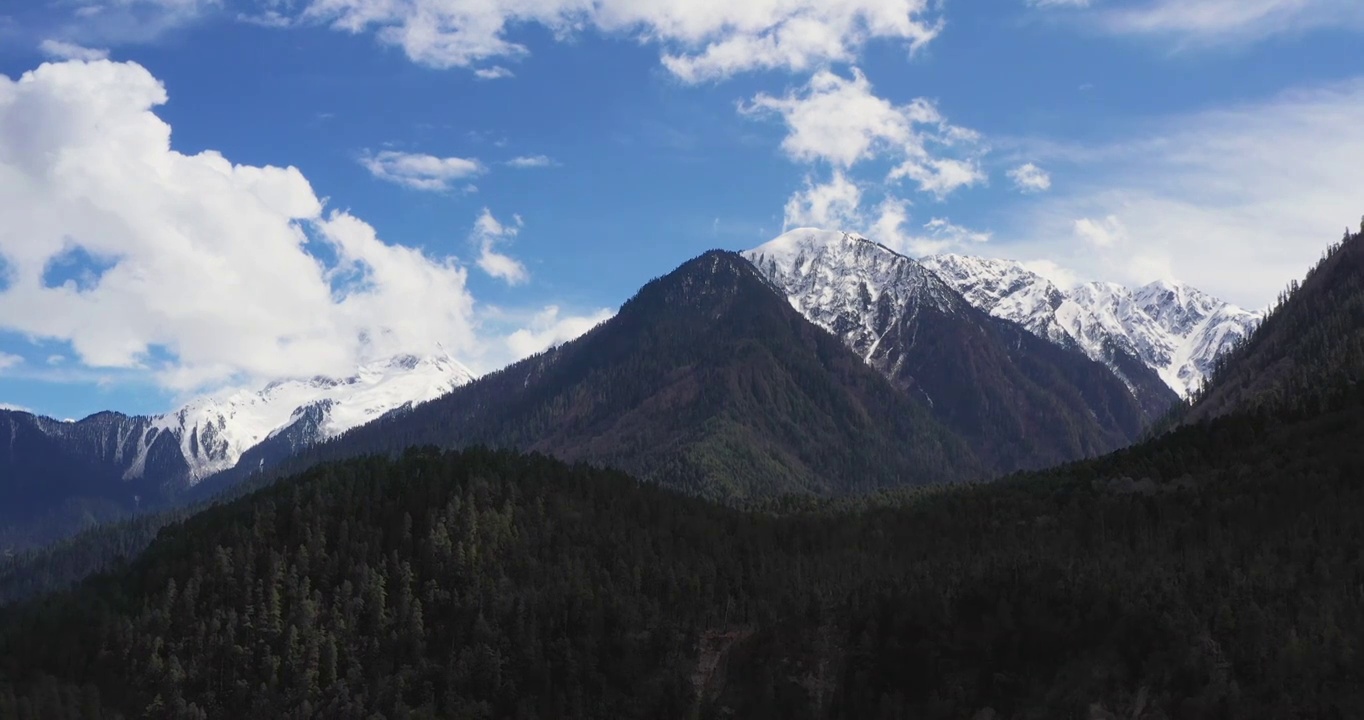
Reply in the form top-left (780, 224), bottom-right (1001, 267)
top-left (38, 39), bottom-right (109, 61)
top-left (360, 150), bottom-right (484, 191)
top-left (505, 155), bottom-right (556, 169)
top-left (1002, 77), bottom-right (1364, 307)
top-left (473, 66), bottom-right (514, 80)
top-left (471, 209), bottom-right (529, 286)
top-left (1034, 0), bottom-right (1364, 45)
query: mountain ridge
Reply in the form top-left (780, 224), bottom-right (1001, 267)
top-left (743, 229), bottom-right (1155, 472)
top-left (308, 249), bottom-right (981, 498)
top-left (920, 253), bottom-right (1260, 401)
top-left (0, 351), bottom-right (475, 550)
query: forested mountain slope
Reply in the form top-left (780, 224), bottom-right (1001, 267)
top-left (1, 396), bottom-right (1361, 719)
top-left (1188, 226), bottom-right (1364, 423)
top-left (302, 250), bottom-right (979, 499)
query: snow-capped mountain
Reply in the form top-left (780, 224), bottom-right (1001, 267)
top-left (920, 254), bottom-right (1262, 398)
top-left (136, 352), bottom-right (477, 483)
top-left (743, 229), bottom-right (1156, 472)
top-left (1, 350), bottom-right (475, 550)
top-left (744, 228), bottom-right (967, 366)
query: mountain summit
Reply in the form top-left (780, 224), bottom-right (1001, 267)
top-left (319, 249), bottom-right (978, 499)
top-left (744, 229), bottom-right (1153, 473)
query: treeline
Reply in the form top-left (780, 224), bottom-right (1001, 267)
top-left (2, 387), bottom-right (1363, 718)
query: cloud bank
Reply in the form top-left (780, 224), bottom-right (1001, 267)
top-left (0, 60), bottom-right (605, 394)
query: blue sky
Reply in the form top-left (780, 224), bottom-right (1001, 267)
top-left (2, 0), bottom-right (1363, 420)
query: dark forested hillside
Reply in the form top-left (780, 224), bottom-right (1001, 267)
top-left (2, 393), bottom-right (1362, 719)
top-left (299, 251), bottom-right (979, 499)
top-left (1188, 226), bottom-right (1364, 422)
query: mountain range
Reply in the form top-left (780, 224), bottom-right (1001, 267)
top-left (0, 353), bottom-right (472, 549)
top-left (3, 221), bottom-right (1362, 719)
top-left (921, 253), bottom-right (1262, 400)
top-left (744, 230), bottom-right (1154, 471)
top-left (0, 230), bottom-right (1258, 548)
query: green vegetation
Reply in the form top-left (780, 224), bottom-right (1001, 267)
top-left (3, 379), bottom-right (1363, 719)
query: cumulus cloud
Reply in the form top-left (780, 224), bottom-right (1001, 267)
top-left (39, 40), bottom-right (110, 61)
top-left (471, 209), bottom-right (529, 286)
top-left (360, 150), bottom-right (484, 191)
top-left (783, 172), bottom-right (866, 232)
top-left (0, 59), bottom-right (580, 393)
top-left (1004, 77), bottom-right (1364, 308)
top-left (750, 68), bottom-right (987, 250)
top-left (743, 69), bottom-right (985, 199)
top-left (300, 0), bottom-right (941, 81)
top-left (0, 352), bottom-right (21, 371)
top-left (1008, 163), bottom-right (1052, 193)
top-left (504, 305), bottom-right (614, 359)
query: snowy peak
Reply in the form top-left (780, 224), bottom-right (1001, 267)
top-left (128, 351), bottom-right (477, 483)
top-left (920, 255), bottom-right (1262, 398)
top-left (745, 228), bottom-right (963, 328)
top-left (921, 254), bottom-right (1072, 345)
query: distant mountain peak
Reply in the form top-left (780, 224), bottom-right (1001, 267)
top-left (920, 253), bottom-right (1261, 398)
top-left (117, 350), bottom-right (477, 484)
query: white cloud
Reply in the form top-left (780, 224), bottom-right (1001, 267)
top-left (505, 155), bottom-right (555, 168)
top-left (38, 40), bottom-right (110, 61)
top-left (781, 175), bottom-right (991, 258)
top-left (504, 305), bottom-right (614, 359)
top-left (473, 66), bottom-right (514, 80)
top-left (745, 69), bottom-right (986, 203)
top-left (1073, 215), bottom-right (1125, 247)
top-left (360, 150), bottom-right (484, 191)
top-left (300, 0), bottom-right (942, 81)
top-left (471, 209), bottom-right (529, 286)
top-left (0, 352), bottom-right (21, 371)
top-left (751, 68), bottom-right (987, 248)
top-left (0, 403), bottom-right (31, 413)
top-left (872, 204), bottom-right (992, 256)
top-left (1004, 77), bottom-right (1364, 308)
top-left (50, 0), bottom-right (220, 45)
top-left (237, 10), bottom-right (294, 28)
top-left (1079, 0), bottom-right (1364, 44)
top-left (0, 59), bottom-right (513, 392)
top-left (783, 172), bottom-right (865, 232)
top-left (1007, 162), bottom-right (1052, 193)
